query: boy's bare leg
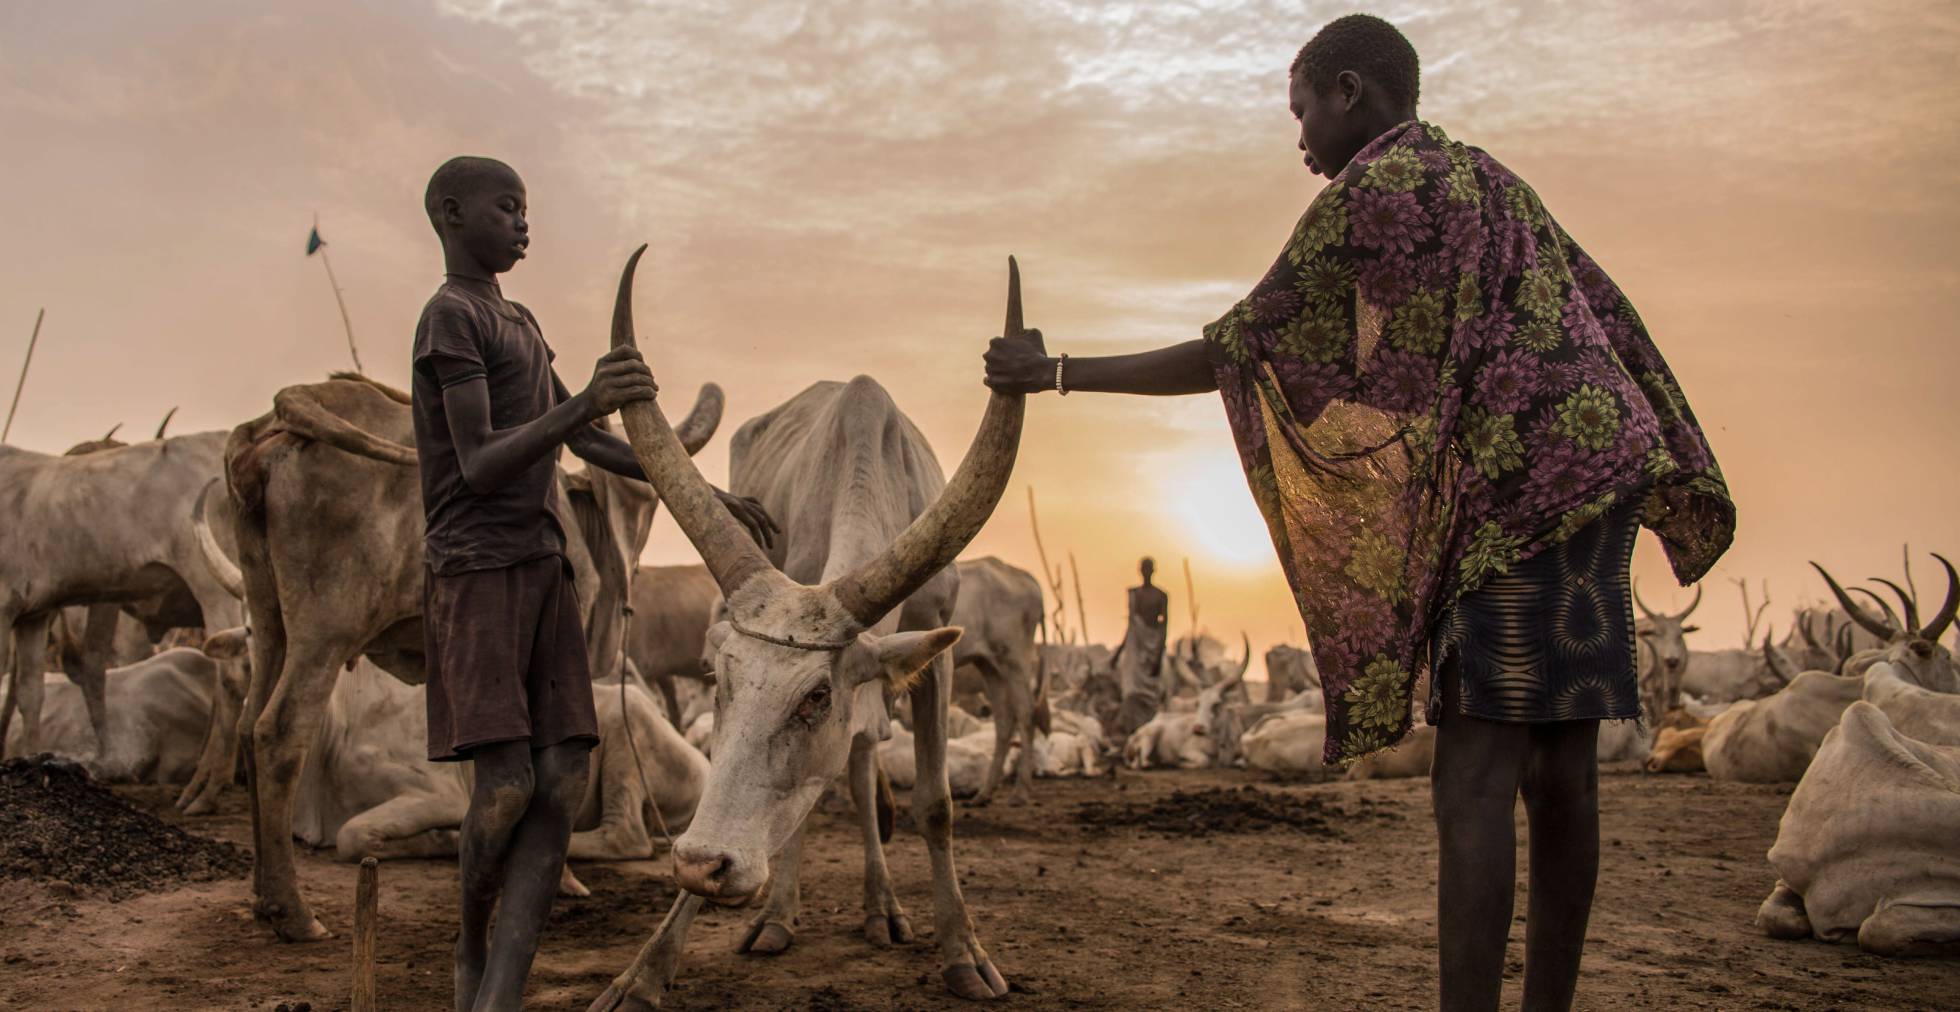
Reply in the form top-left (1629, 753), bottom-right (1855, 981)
top-left (472, 739), bottom-right (592, 1012)
top-left (1520, 719), bottom-right (1601, 1012)
top-left (455, 741), bottom-right (537, 1012)
top-left (1431, 662), bottom-right (1529, 1012)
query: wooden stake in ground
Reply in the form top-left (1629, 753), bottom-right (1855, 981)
top-left (2, 307), bottom-right (45, 445)
top-left (352, 856), bottom-right (379, 1012)
top-left (308, 218), bottom-right (365, 375)
top-left (1182, 558), bottom-right (1201, 639)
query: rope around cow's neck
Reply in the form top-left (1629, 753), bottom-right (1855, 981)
top-left (729, 620), bottom-right (857, 652)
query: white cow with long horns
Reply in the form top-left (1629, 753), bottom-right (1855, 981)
top-left (587, 251), bottom-right (1034, 1008)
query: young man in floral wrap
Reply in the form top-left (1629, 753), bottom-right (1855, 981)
top-left (983, 14), bottom-right (1732, 1011)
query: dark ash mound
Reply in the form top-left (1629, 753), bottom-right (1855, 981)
top-left (1074, 785), bottom-right (1395, 837)
top-left (0, 755), bottom-right (249, 898)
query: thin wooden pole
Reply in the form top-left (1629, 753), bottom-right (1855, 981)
top-left (1068, 551), bottom-right (1090, 644)
top-left (3, 308), bottom-right (45, 444)
top-left (352, 857), bottom-right (379, 1012)
top-left (317, 246), bottom-right (365, 375)
top-left (1027, 487), bottom-right (1073, 643)
top-left (1182, 558), bottom-right (1201, 638)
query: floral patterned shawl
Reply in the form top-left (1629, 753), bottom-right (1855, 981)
top-left (1203, 121), bottom-right (1733, 765)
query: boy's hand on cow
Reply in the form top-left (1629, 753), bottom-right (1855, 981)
top-left (716, 490), bottom-right (780, 549)
top-left (982, 327), bottom-right (1051, 394)
top-left (586, 346), bottom-right (659, 417)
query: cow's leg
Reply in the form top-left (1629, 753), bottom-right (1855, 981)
top-left (1755, 881), bottom-right (1812, 940)
top-left (1519, 717), bottom-right (1601, 1012)
top-left (0, 612), bottom-right (20, 755)
top-left (1005, 671), bottom-right (1038, 804)
top-left (335, 794), bottom-right (469, 862)
top-left (177, 592), bottom-right (246, 813)
top-left (7, 615), bottom-right (53, 756)
top-left (472, 740), bottom-right (593, 1012)
top-left (848, 732), bottom-right (912, 947)
top-left (910, 652), bottom-right (1008, 1000)
top-left (75, 603), bottom-right (120, 751)
top-left (586, 893), bottom-right (704, 1012)
top-left (248, 638), bottom-right (343, 943)
top-left (971, 657), bottom-right (1011, 806)
top-left (569, 742), bottom-right (654, 860)
top-left (1858, 901), bottom-right (1960, 957)
top-left (736, 820), bottom-right (806, 956)
top-left (1430, 659), bottom-right (1529, 1012)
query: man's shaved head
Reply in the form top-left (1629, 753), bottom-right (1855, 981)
top-left (1291, 14), bottom-right (1420, 111)
top-left (424, 156), bottom-right (521, 237)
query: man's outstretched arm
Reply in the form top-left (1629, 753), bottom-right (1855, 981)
top-left (984, 333), bottom-right (1217, 397)
top-left (551, 371), bottom-right (781, 549)
top-left (440, 346), bottom-right (654, 494)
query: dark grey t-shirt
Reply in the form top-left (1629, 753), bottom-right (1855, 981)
top-left (410, 276), bottom-right (566, 576)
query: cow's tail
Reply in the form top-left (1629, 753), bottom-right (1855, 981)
top-left (1031, 609), bottom-right (1052, 737)
top-left (273, 386), bottom-right (415, 465)
top-left (225, 418), bottom-right (290, 779)
top-left (875, 764), bottom-right (896, 844)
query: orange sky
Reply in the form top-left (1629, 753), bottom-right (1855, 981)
top-left (3, 1), bottom-right (1956, 672)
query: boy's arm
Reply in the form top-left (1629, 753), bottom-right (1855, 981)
top-left (552, 370), bottom-right (782, 549)
top-left (440, 346), bottom-right (655, 494)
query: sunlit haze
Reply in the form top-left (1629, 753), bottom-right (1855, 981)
top-left (5, 1), bottom-right (1957, 677)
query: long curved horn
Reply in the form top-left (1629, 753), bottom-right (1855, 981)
top-left (154, 406), bottom-right (178, 440)
top-left (1676, 583), bottom-right (1703, 621)
top-left (827, 257), bottom-right (1031, 628)
top-left (1761, 631), bottom-right (1796, 685)
top-left (672, 383), bottom-right (725, 456)
top-left (1851, 587), bottom-right (1903, 635)
top-left (1813, 562), bottom-right (1897, 640)
top-left (607, 245), bottom-right (774, 597)
top-left (272, 387), bottom-right (416, 465)
top-left (1797, 612), bottom-right (1822, 653)
top-left (1871, 577), bottom-right (1920, 635)
top-left (1631, 577), bottom-right (1657, 620)
top-left (193, 478), bottom-right (245, 599)
top-left (1227, 631), bottom-right (1252, 688)
top-left (1919, 553), bottom-right (1959, 642)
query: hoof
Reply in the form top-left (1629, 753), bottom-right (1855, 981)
top-left (737, 920), bottom-right (794, 956)
top-left (1756, 883), bottom-right (1812, 941)
top-left (180, 792), bottom-right (219, 817)
top-left (587, 982), bottom-right (661, 1011)
top-left (943, 961), bottom-right (1010, 1000)
top-left (559, 866), bottom-right (592, 898)
top-left (863, 913), bottom-right (914, 947)
top-left (271, 914), bottom-right (332, 943)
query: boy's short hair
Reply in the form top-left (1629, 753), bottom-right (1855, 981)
top-left (1290, 14), bottom-right (1420, 110)
top-left (424, 156), bottom-right (518, 236)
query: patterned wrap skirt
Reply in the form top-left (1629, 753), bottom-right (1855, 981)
top-left (1430, 501), bottom-right (1644, 725)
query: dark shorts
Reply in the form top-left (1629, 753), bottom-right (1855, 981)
top-left (1431, 501), bottom-right (1644, 725)
top-left (424, 555), bottom-right (598, 762)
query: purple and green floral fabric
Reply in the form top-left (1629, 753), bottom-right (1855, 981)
top-left (1203, 120), bottom-right (1732, 764)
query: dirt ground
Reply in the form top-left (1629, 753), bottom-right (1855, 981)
top-left (1, 766), bottom-right (1955, 1011)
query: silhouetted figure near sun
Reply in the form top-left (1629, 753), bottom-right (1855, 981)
top-left (984, 14), bottom-right (1732, 1010)
top-left (1109, 557), bottom-right (1169, 740)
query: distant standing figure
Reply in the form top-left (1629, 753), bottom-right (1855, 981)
top-left (1110, 557), bottom-right (1169, 739)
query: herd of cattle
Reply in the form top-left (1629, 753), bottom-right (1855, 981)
top-left (2, 259), bottom-right (1956, 1002)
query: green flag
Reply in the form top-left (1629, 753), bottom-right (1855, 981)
top-left (306, 227), bottom-right (325, 256)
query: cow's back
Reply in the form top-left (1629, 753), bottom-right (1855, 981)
top-left (729, 377), bottom-right (949, 606)
top-left (1705, 670), bottom-right (1864, 782)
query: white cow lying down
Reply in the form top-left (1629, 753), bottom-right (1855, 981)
top-left (1241, 714), bottom-right (1646, 781)
top-left (1239, 710), bottom-right (1331, 779)
top-left (1756, 700), bottom-right (1960, 957)
top-left (1703, 670), bottom-right (1864, 783)
top-left (879, 721), bottom-right (1102, 796)
top-left (3, 648), bottom-right (215, 783)
top-left (292, 661), bottom-right (708, 866)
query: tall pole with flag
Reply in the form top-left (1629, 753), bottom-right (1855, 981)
top-left (3, 308), bottom-right (45, 444)
top-left (308, 216), bottom-right (364, 374)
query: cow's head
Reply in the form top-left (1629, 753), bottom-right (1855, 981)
top-left (1633, 580), bottom-right (1701, 687)
top-left (1814, 554), bottom-right (1959, 694)
top-left (1644, 723), bottom-right (1706, 773)
top-left (605, 247), bottom-right (1032, 903)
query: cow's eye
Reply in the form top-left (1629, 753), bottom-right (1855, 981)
top-left (793, 683), bottom-right (832, 725)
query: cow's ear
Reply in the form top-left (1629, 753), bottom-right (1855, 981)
top-left (1682, 624), bottom-right (1701, 634)
top-left (201, 626), bottom-right (250, 661)
top-left (861, 627), bottom-right (963, 694)
top-left (704, 621), bottom-right (732, 654)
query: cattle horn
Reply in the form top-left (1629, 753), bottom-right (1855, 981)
top-left (193, 478), bottom-right (245, 599)
top-left (1871, 578), bottom-right (1920, 636)
top-left (1797, 613), bottom-right (1822, 654)
top-left (1632, 578), bottom-right (1656, 620)
top-left (154, 406), bottom-right (178, 440)
top-left (607, 245), bottom-right (775, 598)
top-left (827, 257), bottom-right (1030, 628)
top-left (1677, 583), bottom-right (1703, 621)
top-left (1813, 562), bottom-right (1897, 640)
top-left (672, 383), bottom-right (725, 456)
top-left (1851, 587), bottom-right (1904, 636)
top-left (1761, 629), bottom-right (1796, 685)
top-left (1227, 632), bottom-right (1252, 688)
top-left (102, 422), bottom-right (123, 442)
top-left (1918, 553), bottom-right (1959, 643)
